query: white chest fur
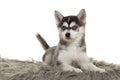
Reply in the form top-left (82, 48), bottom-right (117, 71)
top-left (58, 44), bottom-right (89, 64)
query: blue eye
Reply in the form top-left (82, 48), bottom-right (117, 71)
top-left (72, 25), bottom-right (78, 30)
top-left (61, 26), bottom-right (66, 31)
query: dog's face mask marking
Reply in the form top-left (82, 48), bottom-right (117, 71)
top-left (55, 9), bottom-right (86, 42)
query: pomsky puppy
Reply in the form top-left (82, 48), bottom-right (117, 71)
top-left (36, 9), bottom-right (105, 73)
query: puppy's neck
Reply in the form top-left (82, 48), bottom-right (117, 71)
top-left (59, 35), bottom-right (86, 51)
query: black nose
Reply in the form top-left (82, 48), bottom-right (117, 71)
top-left (65, 33), bottom-right (70, 38)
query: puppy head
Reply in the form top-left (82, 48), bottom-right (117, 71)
top-left (54, 9), bottom-right (86, 42)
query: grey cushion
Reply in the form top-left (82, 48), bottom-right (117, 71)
top-left (0, 58), bottom-right (120, 80)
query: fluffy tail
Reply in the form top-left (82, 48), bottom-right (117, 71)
top-left (36, 33), bottom-right (50, 50)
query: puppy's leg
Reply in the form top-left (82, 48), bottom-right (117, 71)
top-left (61, 63), bottom-right (82, 73)
top-left (80, 63), bottom-right (105, 73)
top-left (58, 53), bottom-right (82, 73)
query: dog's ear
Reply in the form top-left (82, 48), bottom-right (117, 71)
top-left (54, 10), bottom-right (64, 25)
top-left (77, 9), bottom-right (86, 24)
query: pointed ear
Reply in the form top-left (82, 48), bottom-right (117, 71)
top-left (54, 10), bottom-right (64, 25)
top-left (77, 9), bottom-right (86, 24)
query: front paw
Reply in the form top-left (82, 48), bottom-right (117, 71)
top-left (81, 63), bottom-right (106, 73)
top-left (96, 68), bottom-right (106, 73)
top-left (62, 66), bottom-right (82, 73)
top-left (73, 68), bottom-right (83, 73)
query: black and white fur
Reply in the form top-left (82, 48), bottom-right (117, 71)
top-left (36, 9), bottom-right (105, 73)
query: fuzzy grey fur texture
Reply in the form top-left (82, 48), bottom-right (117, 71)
top-left (0, 58), bottom-right (120, 80)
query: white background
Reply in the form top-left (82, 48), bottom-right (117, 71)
top-left (0, 0), bottom-right (120, 64)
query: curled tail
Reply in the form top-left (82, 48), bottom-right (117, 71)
top-left (36, 33), bottom-right (50, 50)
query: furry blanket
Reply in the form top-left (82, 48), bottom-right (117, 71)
top-left (0, 58), bottom-right (120, 80)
